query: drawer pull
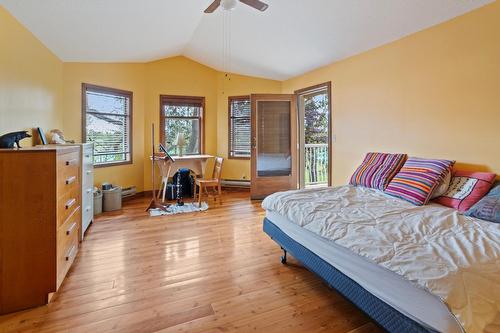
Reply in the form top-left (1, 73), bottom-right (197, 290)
top-left (86, 170), bottom-right (92, 175)
top-left (65, 198), bottom-right (76, 210)
top-left (86, 188), bottom-right (92, 194)
top-left (85, 154), bottom-right (91, 158)
top-left (85, 206), bottom-right (91, 212)
top-left (65, 159), bottom-right (77, 166)
top-left (66, 222), bottom-right (77, 235)
top-left (65, 176), bottom-right (77, 185)
top-left (65, 245), bottom-right (77, 261)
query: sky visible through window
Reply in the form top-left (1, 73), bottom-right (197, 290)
top-left (86, 89), bottom-right (130, 165)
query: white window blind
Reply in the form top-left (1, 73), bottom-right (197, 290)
top-left (229, 97), bottom-right (251, 158)
top-left (83, 84), bottom-right (132, 166)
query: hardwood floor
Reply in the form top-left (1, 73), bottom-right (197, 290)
top-left (0, 190), bottom-right (382, 333)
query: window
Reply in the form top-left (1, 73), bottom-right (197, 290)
top-left (228, 96), bottom-right (251, 159)
top-left (160, 95), bottom-right (204, 156)
top-left (82, 83), bottom-right (132, 167)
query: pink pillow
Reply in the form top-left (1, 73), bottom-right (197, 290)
top-left (433, 170), bottom-right (496, 212)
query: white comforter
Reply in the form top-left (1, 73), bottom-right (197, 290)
top-left (262, 185), bottom-right (500, 333)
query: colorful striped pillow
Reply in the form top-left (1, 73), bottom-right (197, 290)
top-left (385, 157), bottom-right (455, 205)
top-left (350, 152), bottom-right (407, 190)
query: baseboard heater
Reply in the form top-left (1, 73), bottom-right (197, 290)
top-left (122, 186), bottom-right (137, 198)
top-left (221, 179), bottom-right (250, 188)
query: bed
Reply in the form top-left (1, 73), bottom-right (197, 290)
top-left (262, 185), bottom-right (500, 333)
top-left (257, 153), bottom-right (291, 176)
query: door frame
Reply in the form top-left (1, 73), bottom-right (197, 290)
top-left (294, 82), bottom-right (332, 187)
top-left (250, 94), bottom-right (298, 199)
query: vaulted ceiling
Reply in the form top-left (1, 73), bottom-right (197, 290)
top-left (0, 0), bottom-right (493, 80)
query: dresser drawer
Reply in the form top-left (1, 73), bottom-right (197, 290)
top-left (57, 207), bottom-right (80, 255)
top-left (57, 186), bottom-right (80, 227)
top-left (57, 152), bottom-right (80, 197)
top-left (56, 227), bottom-right (79, 288)
top-left (83, 146), bottom-right (93, 170)
top-left (58, 151), bottom-right (80, 167)
top-left (57, 151), bottom-right (80, 174)
top-left (57, 172), bottom-right (80, 199)
top-left (82, 168), bottom-right (93, 188)
top-left (83, 145), bottom-right (93, 160)
top-left (82, 186), bottom-right (93, 202)
top-left (82, 187), bottom-right (93, 222)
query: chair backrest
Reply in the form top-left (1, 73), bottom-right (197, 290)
top-left (211, 157), bottom-right (224, 182)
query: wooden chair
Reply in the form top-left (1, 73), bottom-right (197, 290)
top-left (194, 157), bottom-right (224, 207)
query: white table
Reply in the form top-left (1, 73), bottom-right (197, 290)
top-left (169, 154), bottom-right (213, 177)
top-left (152, 154), bottom-right (214, 202)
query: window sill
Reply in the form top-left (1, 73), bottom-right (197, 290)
top-left (94, 160), bottom-right (133, 168)
top-left (228, 156), bottom-right (251, 160)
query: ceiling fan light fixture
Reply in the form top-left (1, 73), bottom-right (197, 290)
top-left (221, 0), bottom-right (237, 11)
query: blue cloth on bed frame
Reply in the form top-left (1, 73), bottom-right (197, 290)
top-left (263, 217), bottom-right (437, 333)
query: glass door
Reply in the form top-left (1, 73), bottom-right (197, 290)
top-left (296, 83), bottom-right (331, 188)
top-left (250, 94), bottom-right (297, 199)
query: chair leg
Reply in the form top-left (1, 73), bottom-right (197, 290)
top-left (193, 183), bottom-right (198, 201)
top-left (204, 186), bottom-right (210, 203)
top-left (218, 183), bottom-right (222, 205)
top-left (198, 184), bottom-right (203, 207)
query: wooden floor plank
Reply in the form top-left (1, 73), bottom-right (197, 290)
top-left (0, 190), bottom-right (381, 333)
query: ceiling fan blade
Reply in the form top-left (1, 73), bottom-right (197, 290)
top-left (239, 0), bottom-right (269, 11)
top-left (204, 0), bottom-right (221, 13)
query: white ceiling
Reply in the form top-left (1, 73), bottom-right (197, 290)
top-left (0, 0), bottom-right (494, 80)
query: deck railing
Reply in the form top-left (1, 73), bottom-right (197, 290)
top-left (305, 143), bottom-right (329, 186)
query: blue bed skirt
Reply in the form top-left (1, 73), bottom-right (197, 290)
top-left (263, 218), bottom-right (436, 333)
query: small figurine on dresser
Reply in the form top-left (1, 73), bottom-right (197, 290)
top-left (49, 129), bottom-right (75, 144)
top-left (0, 131), bottom-right (32, 148)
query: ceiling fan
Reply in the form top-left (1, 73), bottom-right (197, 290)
top-left (204, 0), bottom-right (269, 13)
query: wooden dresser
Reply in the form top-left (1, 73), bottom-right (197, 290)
top-left (40, 143), bottom-right (95, 239)
top-left (0, 146), bottom-right (81, 314)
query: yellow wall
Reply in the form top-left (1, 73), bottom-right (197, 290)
top-left (143, 57), bottom-right (218, 190)
top-left (6, 1), bottom-right (498, 191)
top-left (62, 63), bottom-right (146, 190)
top-left (0, 5), bottom-right (279, 190)
top-left (282, 1), bottom-right (500, 185)
top-left (216, 73), bottom-right (282, 180)
top-left (62, 56), bottom-right (280, 191)
top-left (0, 6), bottom-right (63, 145)
top-left (0, 4), bottom-right (278, 190)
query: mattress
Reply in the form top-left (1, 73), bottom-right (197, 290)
top-left (262, 185), bottom-right (500, 333)
top-left (266, 210), bottom-right (462, 333)
top-left (257, 153), bottom-right (291, 176)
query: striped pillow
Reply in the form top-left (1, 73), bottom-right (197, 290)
top-left (350, 152), bottom-right (407, 190)
top-left (385, 157), bottom-right (455, 205)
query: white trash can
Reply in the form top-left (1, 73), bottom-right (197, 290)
top-left (103, 186), bottom-right (122, 212)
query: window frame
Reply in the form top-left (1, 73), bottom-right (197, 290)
top-left (228, 95), bottom-right (251, 160)
top-left (159, 95), bottom-right (205, 156)
top-left (81, 83), bottom-right (133, 168)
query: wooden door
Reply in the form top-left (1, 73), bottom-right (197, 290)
top-left (250, 94), bottom-right (298, 199)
